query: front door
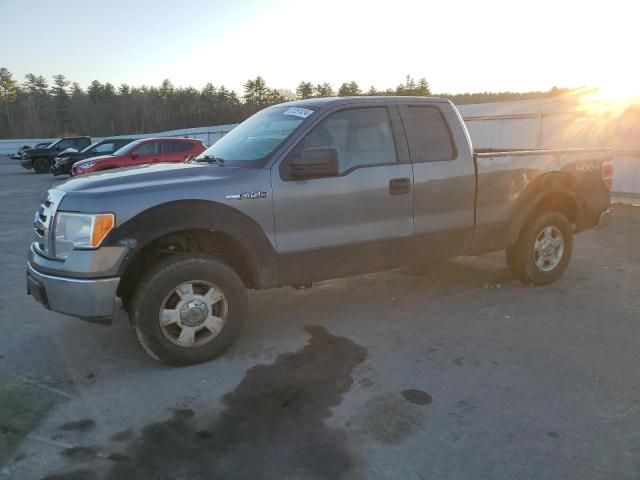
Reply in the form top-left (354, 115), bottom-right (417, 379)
top-left (271, 105), bottom-right (414, 285)
top-left (130, 140), bottom-right (162, 166)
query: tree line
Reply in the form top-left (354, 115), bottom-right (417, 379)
top-left (0, 68), bottom-right (570, 139)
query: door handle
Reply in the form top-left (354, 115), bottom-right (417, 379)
top-left (389, 177), bottom-right (411, 195)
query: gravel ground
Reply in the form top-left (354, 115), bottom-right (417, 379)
top-left (0, 156), bottom-right (639, 480)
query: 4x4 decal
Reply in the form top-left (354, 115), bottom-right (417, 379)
top-left (225, 191), bottom-right (268, 200)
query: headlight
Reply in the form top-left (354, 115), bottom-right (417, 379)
top-left (53, 212), bottom-right (115, 259)
top-left (76, 161), bottom-right (95, 170)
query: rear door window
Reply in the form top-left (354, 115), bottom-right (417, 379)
top-left (405, 106), bottom-right (455, 162)
top-left (165, 141), bottom-right (193, 153)
top-left (178, 141), bottom-right (194, 152)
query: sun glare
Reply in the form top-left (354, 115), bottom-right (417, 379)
top-left (576, 82), bottom-right (640, 117)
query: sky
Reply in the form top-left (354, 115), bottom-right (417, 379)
top-left (1, 0), bottom-right (637, 96)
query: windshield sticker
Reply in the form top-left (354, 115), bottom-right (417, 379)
top-left (283, 107), bottom-right (314, 118)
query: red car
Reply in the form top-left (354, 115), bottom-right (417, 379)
top-left (71, 137), bottom-right (206, 176)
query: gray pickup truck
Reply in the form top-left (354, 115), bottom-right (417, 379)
top-left (26, 97), bottom-right (612, 365)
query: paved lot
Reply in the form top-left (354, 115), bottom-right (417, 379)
top-left (0, 156), bottom-right (639, 480)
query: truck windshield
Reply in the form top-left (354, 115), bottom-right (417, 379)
top-left (196, 106), bottom-right (312, 162)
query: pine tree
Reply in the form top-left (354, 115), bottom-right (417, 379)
top-left (296, 81), bottom-right (314, 99)
top-left (51, 74), bottom-right (71, 134)
top-left (315, 83), bottom-right (334, 97)
top-left (0, 68), bottom-right (18, 135)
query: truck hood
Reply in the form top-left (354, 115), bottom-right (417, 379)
top-left (58, 162), bottom-right (250, 195)
top-left (24, 147), bottom-right (50, 157)
top-left (55, 162), bottom-right (272, 228)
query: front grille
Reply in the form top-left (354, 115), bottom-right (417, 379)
top-left (33, 189), bottom-right (66, 257)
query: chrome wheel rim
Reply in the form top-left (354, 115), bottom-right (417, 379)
top-left (159, 280), bottom-right (228, 348)
top-left (533, 226), bottom-right (564, 272)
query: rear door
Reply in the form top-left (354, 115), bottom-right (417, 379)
top-left (271, 104), bottom-right (414, 285)
top-left (162, 141), bottom-right (194, 163)
top-left (398, 102), bottom-right (476, 260)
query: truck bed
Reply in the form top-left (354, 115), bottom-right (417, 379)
top-left (470, 147), bottom-right (613, 254)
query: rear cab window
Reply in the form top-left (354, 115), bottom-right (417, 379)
top-left (402, 105), bottom-right (456, 162)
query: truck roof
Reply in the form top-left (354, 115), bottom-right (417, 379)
top-left (279, 96), bottom-right (451, 110)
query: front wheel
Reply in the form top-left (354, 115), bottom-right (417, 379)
top-left (505, 210), bottom-right (573, 286)
top-left (32, 157), bottom-right (50, 173)
top-left (130, 255), bottom-right (248, 365)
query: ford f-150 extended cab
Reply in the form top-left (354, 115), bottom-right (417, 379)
top-left (26, 97), bottom-right (613, 365)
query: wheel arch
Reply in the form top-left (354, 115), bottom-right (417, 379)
top-left (506, 171), bottom-right (580, 246)
top-left (107, 200), bottom-right (278, 306)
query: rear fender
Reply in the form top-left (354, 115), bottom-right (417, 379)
top-left (505, 172), bottom-right (580, 245)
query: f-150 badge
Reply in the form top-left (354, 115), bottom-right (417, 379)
top-left (225, 191), bottom-right (268, 200)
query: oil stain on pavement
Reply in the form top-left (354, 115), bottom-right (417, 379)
top-left (100, 325), bottom-right (367, 480)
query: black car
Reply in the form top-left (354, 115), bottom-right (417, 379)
top-left (21, 136), bottom-right (92, 173)
top-left (50, 138), bottom-right (137, 176)
top-left (10, 142), bottom-right (52, 160)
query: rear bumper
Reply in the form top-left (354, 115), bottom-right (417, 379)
top-left (27, 262), bottom-right (120, 324)
top-left (596, 209), bottom-right (612, 230)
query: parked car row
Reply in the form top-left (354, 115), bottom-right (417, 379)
top-left (71, 138), bottom-right (206, 175)
top-left (17, 136), bottom-right (207, 176)
top-left (19, 136), bottom-right (93, 172)
top-left (51, 138), bottom-right (137, 175)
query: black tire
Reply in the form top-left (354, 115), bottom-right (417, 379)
top-left (32, 157), bottom-right (50, 173)
top-left (130, 255), bottom-right (248, 366)
top-left (505, 210), bottom-right (573, 286)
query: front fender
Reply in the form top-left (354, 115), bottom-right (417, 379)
top-left (105, 200), bottom-right (278, 287)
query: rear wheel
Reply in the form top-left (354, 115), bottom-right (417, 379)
top-left (130, 255), bottom-right (247, 365)
top-left (32, 157), bottom-right (50, 173)
top-left (505, 210), bottom-right (573, 286)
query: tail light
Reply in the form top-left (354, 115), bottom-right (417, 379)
top-left (601, 160), bottom-right (614, 190)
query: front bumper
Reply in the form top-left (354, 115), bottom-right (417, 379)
top-left (51, 157), bottom-right (76, 175)
top-left (27, 262), bottom-right (120, 324)
top-left (50, 163), bottom-right (69, 176)
top-left (20, 158), bottom-right (33, 170)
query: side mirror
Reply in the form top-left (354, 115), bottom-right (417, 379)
top-left (130, 152), bottom-right (139, 159)
top-left (290, 147), bottom-right (339, 179)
